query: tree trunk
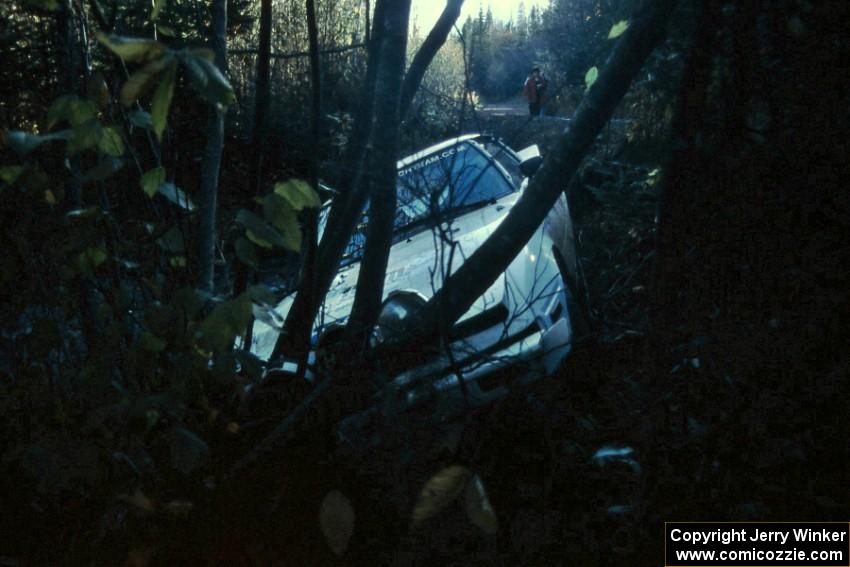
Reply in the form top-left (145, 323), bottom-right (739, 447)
top-left (290, 0), bottom-right (323, 372)
top-left (400, 0), bottom-right (677, 344)
top-left (272, 0), bottom-right (389, 361)
top-left (398, 0), bottom-right (464, 118)
top-left (234, 0), bottom-right (272, 328)
top-left (638, 0), bottom-right (850, 548)
top-left (346, 0), bottom-right (412, 337)
top-left (246, 0), bottom-right (272, 205)
top-left (197, 0), bottom-right (228, 293)
top-left (274, 0), bottom-right (466, 359)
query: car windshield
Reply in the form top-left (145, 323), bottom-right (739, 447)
top-left (395, 142), bottom-right (514, 227)
top-left (318, 141), bottom-right (515, 264)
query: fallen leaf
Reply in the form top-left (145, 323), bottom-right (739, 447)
top-left (410, 465), bottom-right (471, 529)
top-left (125, 547), bottom-right (153, 567)
top-left (119, 488), bottom-right (156, 512)
top-left (319, 490), bottom-right (355, 556)
top-left (464, 474), bottom-right (498, 534)
top-left (164, 499), bottom-right (194, 517)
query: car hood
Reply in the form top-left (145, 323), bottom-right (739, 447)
top-left (251, 191), bottom-right (522, 360)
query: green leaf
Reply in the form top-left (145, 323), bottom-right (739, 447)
top-left (7, 131), bottom-right (70, 156)
top-left (182, 54), bottom-right (236, 108)
top-left (234, 237), bottom-right (258, 267)
top-left (159, 182), bottom-right (196, 212)
top-left (0, 166), bottom-right (25, 185)
top-left (22, 0), bottom-right (59, 11)
top-left (198, 294), bottom-right (253, 352)
top-left (120, 55), bottom-right (174, 106)
top-left (151, 60), bottom-right (177, 141)
top-left (274, 179), bottom-right (321, 211)
top-left (157, 25), bottom-right (177, 37)
top-left (77, 246), bottom-right (108, 275)
top-left (140, 331), bottom-right (167, 352)
top-left (48, 95), bottom-right (75, 129)
top-left (98, 126), bottom-right (125, 156)
top-left (260, 193), bottom-right (301, 251)
top-left (48, 96), bottom-right (97, 129)
top-left (128, 110), bottom-right (154, 129)
top-left (95, 32), bottom-right (166, 63)
top-left (151, 0), bottom-right (166, 21)
top-left (236, 210), bottom-right (287, 249)
top-left (607, 20), bottom-right (629, 39)
top-left (67, 119), bottom-right (103, 155)
top-left (171, 427), bottom-right (209, 475)
top-left (157, 226), bottom-right (185, 253)
top-left (141, 167), bottom-right (166, 198)
top-left (83, 156), bottom-right (123, 182)
top-left (585, 66), bottom-right (599, 90)
top-left (245, 230), bottom-right (273, 249)
top-left (7, 131), bottom-right (45, 155)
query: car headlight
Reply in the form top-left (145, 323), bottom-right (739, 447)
top-left (371, 291), bottom-right (426, 348)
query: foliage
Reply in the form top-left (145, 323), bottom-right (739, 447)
top-left (0, 26), bottom-right (317, 561)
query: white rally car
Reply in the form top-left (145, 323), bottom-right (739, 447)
top-left (251, 134), bottom-right (579, 427)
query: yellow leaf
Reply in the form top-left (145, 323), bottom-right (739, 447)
top-left (274, 178), bottom-right (321, 211)
top-left (410, 465), bottom-right (471, 529)
top-left (319, 490), bottom-right (355, 556)
top-left (119, 487), bottom-right (156, 512)
top-left (44, 189), bottom-right (57, 205)
top-left (464, 474), bottom-right (498, 534)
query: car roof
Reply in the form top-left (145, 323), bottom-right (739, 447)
top-left (396, 133), bottom-right (482, 170)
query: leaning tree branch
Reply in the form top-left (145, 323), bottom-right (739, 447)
top-left (401, 0), bottom-right (678, 343)
top-left (271, 0), bottom-right (390, 362)
top-left (272, 0), bottom-right (463, 360)
top-left (399, 0), bottom-right (465, 117)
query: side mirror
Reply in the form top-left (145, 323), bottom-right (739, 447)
top-left (517, 144), bottom-right (543, 177)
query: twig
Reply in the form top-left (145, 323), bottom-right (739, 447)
top-left (229, 42), bottom-right (366, 59)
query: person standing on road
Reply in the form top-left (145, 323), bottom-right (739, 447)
top-left (523, 67), bottom-right (549, 116)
